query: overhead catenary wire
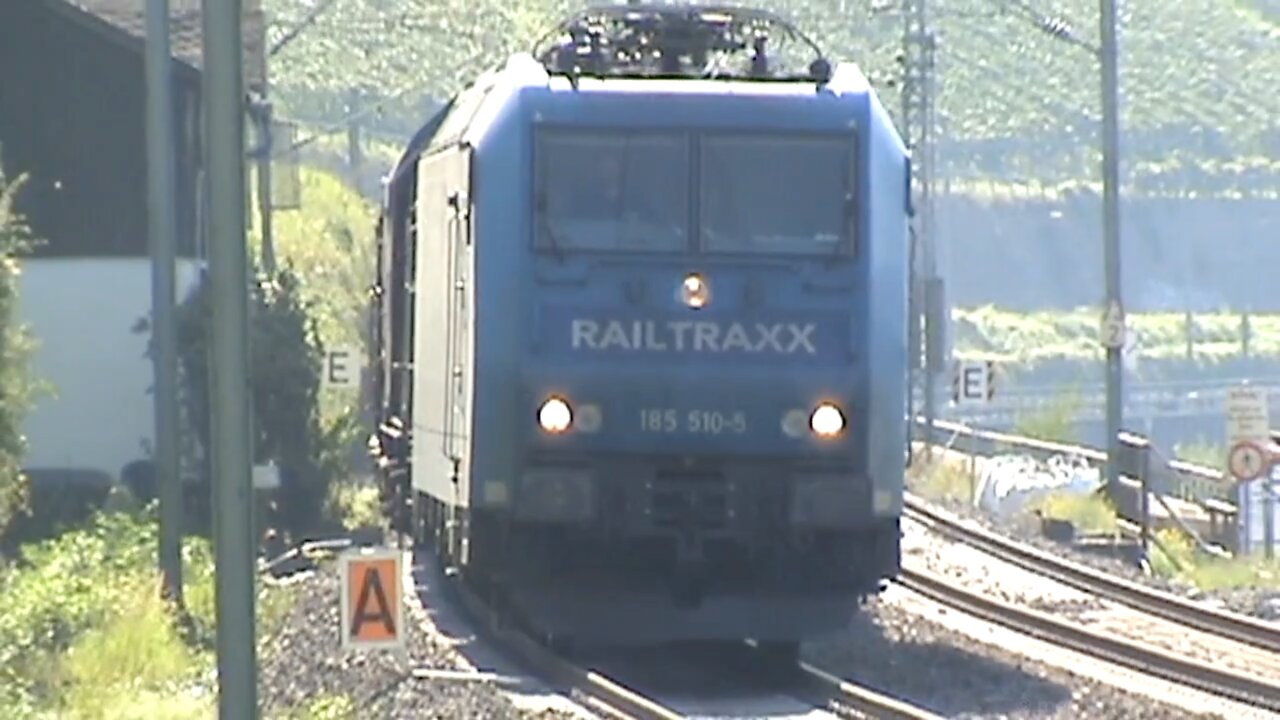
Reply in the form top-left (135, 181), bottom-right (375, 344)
top-left (930, 5), bottom-right (1279, 195)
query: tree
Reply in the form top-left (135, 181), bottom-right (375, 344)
top-left (262, 0), bottom-right (1280, 189)
top-left (0, 153), bottom-right (39, 545)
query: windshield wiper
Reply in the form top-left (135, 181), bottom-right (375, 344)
top-left (540, 214), bottom-right (566, 264)
top-left (535, 193), bottom-right (565, 263)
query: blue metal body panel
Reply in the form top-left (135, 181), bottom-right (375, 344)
top-left (385, 49), bottom-right (909, 643)
top-left (425, 55), bottom-right (909, 513)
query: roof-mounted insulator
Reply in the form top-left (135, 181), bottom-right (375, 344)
top-left (532, 3), bottom-right (834, 84)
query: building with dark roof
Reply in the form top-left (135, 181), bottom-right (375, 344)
top-left (0, 0), bottom-right (266, 489)
top-left (61, 0), bottom-right (268, 92)
top-left (0, 0), bottom-right (267, 257)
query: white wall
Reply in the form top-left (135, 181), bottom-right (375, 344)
top-left (16, 257), bottom-right (203, 481)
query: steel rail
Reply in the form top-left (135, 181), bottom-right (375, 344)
top-left (441, 567), bottom-right (684, 720)
top-left (260, 536), bottom-right (681, 718)
top-left (897, 567), bottom-right (1280, 712)
top-left (794, 658), bottom-right (946, 720)
top-left (903, 494), bottom-right (1280, 655)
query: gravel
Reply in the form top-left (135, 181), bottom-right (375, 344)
top-left (909, 459), bottom-right (1280, 623)
top-left (258, 562), bottom-right (581, 719)
top-left (803, 596), bottom-right (1229, 720)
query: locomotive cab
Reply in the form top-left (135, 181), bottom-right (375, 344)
top-left (380, 3), bottom-right (909, 650)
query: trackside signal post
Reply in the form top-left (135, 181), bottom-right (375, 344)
top-left (1227, 385), bottom-right (1274, 557)
top-left (144, 0), bottom-right (182, 602)
top-left (202, 0), bottom-right (258, 716)
top-left (1099, 0), bottom-right (1125, 493)
top-left (902, 0), bottom-right (945, 454)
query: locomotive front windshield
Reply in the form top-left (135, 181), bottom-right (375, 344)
top-left (699, 136), bottom-right (851, 255)
top-left (535, 129), bottom-right (855, 255)
top-left (536, 133), bottom-right (690, 252)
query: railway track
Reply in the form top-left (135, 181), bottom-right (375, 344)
top-left (450, 576), bottom-right (945, 719)
top-left (896, 566), bottom-right (1280, 712)
top-left (903, 493), bottom-right (1280, 655)
top-left (438, 554), bottom-right (942, 719)
top-left (260, 537), bottom-right (682, 718)
top-left (437, 563), bottom-right (684, 720)
top-left (902, 494), bottom-right (1280, 712)
top-left (790, 656), bottom-right (944, 720)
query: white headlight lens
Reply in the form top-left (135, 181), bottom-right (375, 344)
top-left (810, 403), bottom-right (845, 437)
top-left (681, 273), bottom-right (710, 309)
top-left (538, 397), bottom-right (573, 433)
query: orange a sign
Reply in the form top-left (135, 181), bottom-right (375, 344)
top-left (339, 548), bottom-right (405, 650)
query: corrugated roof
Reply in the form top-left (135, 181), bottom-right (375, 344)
top-left (61, 0), bottom-right (267, 90)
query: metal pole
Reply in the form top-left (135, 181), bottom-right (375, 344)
top-left (1241, 481), bottom-right (1252, 555)
top-left (903, 0), bottom-right (938, 456)
top-left (346, 88), bottom-right (363, 190)
top-left (1266, 472), bottom-right (1275, 560)
top-left (145, 0), bottom-right (183, 603)
top-left (1138, 438), bottom-right (1150, 561)
top-left (921, 29), bottom-right (938, 448)
top-left (1100, 0), bottom-right (1124, 491)
top-left (202, 1), bottom-right (258, 717)
top-left (253, 101), bottom-right (276, 275)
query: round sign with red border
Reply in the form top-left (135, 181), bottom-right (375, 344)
top-left (1228, 440), bottom-right (1268, 482)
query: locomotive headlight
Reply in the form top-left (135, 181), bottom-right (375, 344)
top-left (809, 403), bottom-right (846, 437)
top-left (537, 396), bottom-right (573, 434)
top-left (680, 273), bottom-right (710, 309)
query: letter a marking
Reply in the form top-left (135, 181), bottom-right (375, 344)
top-left (352, 567), bottom-right (396, 638)
top-left (341, 550), bottom-right (404, 649)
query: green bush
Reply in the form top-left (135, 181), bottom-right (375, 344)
top-left (1031, 490), bottom-right (1117, 534)
top-left (174, 165), bottom-right (377, 541)
top-left (252, 165), bottom-right (376, 432)
top-left (0, 504), bottom-right (298, 718)
top-left (175, 265), bottom-right (334, 539)
top-left (0, 154), bottom-right (39, 547)
top-left (0, 509), bottom-right (214, 716)
top-left (952, 306), bottom-right (1280, 370)
top-left (1149, 526), bottom-right (1280, 590)
top-left (255, 166), bottom-right (378, 513)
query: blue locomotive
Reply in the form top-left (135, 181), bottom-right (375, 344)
top-left (370, 3), bottom-right (910, 657)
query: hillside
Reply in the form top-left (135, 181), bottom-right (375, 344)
top-left (263, 0), bottom-right (1279, 193)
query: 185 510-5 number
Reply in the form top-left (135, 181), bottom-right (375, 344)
top-left (639, 408), bottom-right (747, 435)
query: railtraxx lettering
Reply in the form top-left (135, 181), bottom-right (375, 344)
top-left (570, 319), bottom-right (817, 354)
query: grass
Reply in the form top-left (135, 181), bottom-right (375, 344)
top-left (1010, 390), bottom-right (1082, 445)
top-left (1030, 491), bottom-right (1118, 534)
top-left (58, 577), bottom-right (209, 720)
top-left (0, 502), bottom-right (297, 719)
top-left (1173, 439), bottom-right (1227, 470)
top-left (907, 450), bottom-right (976, 504)
top-left (1149, 527), bottom-right (1280, 591)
